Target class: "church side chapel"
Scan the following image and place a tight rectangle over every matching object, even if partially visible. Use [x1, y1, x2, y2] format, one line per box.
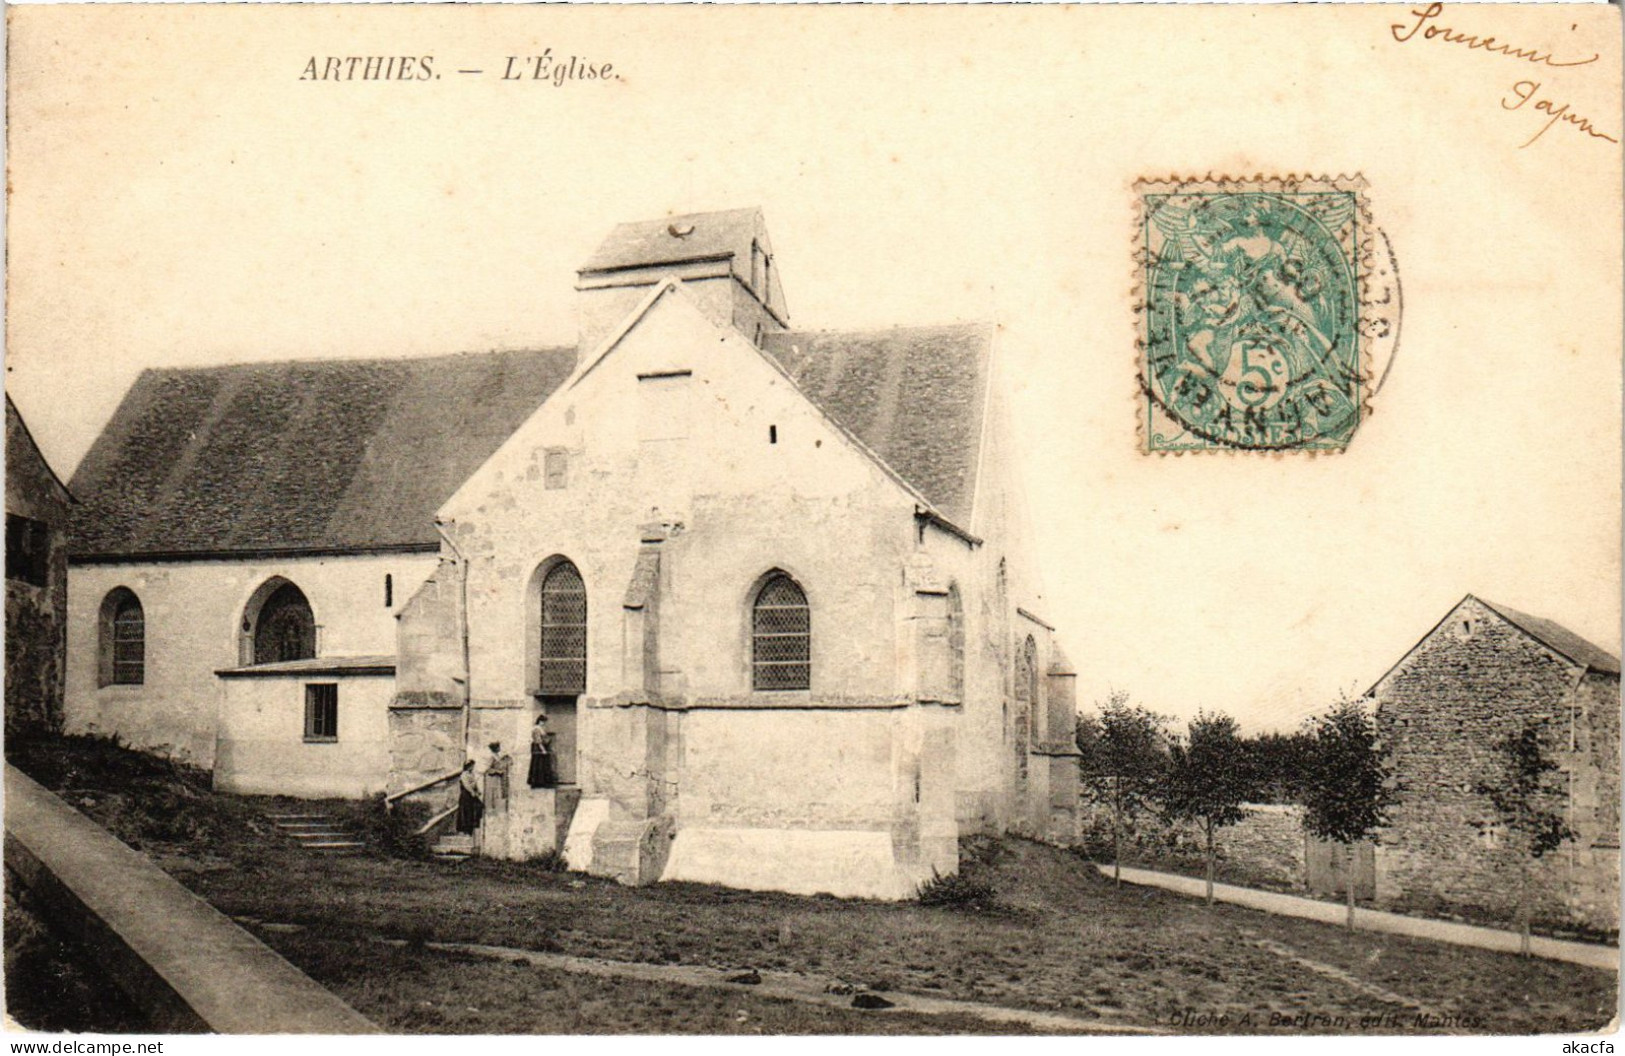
[64, 208, 1076, 898]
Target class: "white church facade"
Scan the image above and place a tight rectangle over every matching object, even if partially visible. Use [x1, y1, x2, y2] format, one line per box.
[63, 209, 1078, 898]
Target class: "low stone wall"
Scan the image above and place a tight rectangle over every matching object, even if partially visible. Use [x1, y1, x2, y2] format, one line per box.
[4, 765, 377, 1033]
[1077, 800, 1307, 890]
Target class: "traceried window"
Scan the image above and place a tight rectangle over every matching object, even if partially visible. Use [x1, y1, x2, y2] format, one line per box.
[99, 588, 145, 687]
[539, 561, 587, 694]
[752, 573, 810, 691]
[254, 582, 317, 665]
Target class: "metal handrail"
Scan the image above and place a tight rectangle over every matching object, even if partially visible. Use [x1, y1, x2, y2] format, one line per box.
[384, 768, 463, 808]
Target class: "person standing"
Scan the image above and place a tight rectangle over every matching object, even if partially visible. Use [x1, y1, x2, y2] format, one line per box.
[455, 760, 483, 834]
[484, 741, 511, 816]
[528, 713, 557, 789]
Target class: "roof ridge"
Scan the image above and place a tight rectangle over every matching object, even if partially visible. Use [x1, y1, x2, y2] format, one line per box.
[776, 321, 993, 337]
[139, 346, 574, 376]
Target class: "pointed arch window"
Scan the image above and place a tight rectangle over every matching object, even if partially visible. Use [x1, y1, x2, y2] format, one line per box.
[539, 561, 587, 695]
[99, 588, 145, 686]
[752, 573, 810, 691]
[253, 582, 316, 665]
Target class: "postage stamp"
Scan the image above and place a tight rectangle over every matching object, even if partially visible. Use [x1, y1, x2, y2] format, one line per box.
[1137, 175, 1373, 454]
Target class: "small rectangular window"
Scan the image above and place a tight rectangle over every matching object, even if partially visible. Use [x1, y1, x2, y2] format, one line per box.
[5, 514, 49, 588]
[544, 450, 569, 490]
[305, 683, 339, 741]
[384, 574, 393, 608]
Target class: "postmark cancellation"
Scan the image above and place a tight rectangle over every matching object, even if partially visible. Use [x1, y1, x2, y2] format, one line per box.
[1136, 175, 1379, 454]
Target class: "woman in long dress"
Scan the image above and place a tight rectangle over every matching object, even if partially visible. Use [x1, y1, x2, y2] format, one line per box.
[455, 760, 483, 834]
[527, 713, 557, 789]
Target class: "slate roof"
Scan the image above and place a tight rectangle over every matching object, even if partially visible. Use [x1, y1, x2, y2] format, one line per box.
[764, 324, 992, 526]
[7, 394, 74, 504]
[68, 349, 575, 558]
[1479, 597, 1621, 675]
[580, 208, 763, 273]
[70, 312, 996, 559]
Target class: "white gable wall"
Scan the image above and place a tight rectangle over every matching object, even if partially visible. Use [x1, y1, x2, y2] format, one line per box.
[443, 285, 924, 705]
[438, 286, 960, 896]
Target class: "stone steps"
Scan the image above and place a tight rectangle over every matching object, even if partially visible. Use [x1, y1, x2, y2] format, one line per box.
[431, 833, 474, 860]
[265, 812, 365, 854]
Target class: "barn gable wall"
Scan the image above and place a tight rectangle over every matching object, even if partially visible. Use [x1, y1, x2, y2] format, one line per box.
[1373, 596, 1620, 931]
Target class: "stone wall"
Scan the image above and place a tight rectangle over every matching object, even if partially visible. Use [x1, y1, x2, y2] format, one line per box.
[386, 704, 462, 802]
[1373, 597, 1620, 933]
[6, 401, 70, 740]
[1078, 798, 1308, 889]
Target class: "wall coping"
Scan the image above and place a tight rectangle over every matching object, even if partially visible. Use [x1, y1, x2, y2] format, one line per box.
[216, 655, 396, 678]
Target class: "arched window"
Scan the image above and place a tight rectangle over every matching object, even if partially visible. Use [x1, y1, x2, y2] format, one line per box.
[253, 582, 316, 665]
[752, 572, 810, 691]
[945, 583, 965, 703]
[539, 561, 587, 694]
[99, 588, 144, 686]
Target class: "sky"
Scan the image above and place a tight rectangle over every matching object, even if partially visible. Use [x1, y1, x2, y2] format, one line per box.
[7, 4, 1621, 732]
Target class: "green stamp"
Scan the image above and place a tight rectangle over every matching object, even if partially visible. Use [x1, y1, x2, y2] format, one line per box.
[1138, 176, 1370, 453]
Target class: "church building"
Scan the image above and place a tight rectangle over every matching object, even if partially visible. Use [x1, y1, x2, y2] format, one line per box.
[63, 208, 1077, 898]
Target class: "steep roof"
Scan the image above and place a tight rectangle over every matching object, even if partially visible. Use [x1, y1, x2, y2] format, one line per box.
[763, 324, 992, 526]
[6, 394, 74, 506]
[1479, 597, 1621, 675]
[69, 349, 575, 559]
[580, 208, 765, 273]
[1369, 593, 1621, 695]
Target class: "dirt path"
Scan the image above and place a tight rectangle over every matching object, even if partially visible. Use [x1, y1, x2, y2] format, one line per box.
[388, 937, 1163, 1035]
[1239, 932, 1447, 1022]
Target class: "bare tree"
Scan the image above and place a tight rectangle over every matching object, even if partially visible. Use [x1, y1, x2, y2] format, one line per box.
[1076, 691, 1169, 884]
[1301, 697, 1393, 929]
[1161, 711, 1253, 904]
[1476, 719, 1574, 956]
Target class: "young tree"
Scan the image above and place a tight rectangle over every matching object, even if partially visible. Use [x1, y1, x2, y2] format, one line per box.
[1301, 698, 1394, 929]
[1476, 719, 1575, 956]
[1243, 729, 1317, 804]
[1161, 711, 1253, 904]
[1076, 691, 1169, 884]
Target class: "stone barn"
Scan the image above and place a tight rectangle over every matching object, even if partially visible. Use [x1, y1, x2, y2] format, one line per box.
[6, 395, 72, 740]
[1369, 594, 1620, 933]
[62, 207, 1077, 898]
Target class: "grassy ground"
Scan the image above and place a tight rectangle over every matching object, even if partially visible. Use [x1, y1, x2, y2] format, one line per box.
[8, 736, 1619, 1035]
